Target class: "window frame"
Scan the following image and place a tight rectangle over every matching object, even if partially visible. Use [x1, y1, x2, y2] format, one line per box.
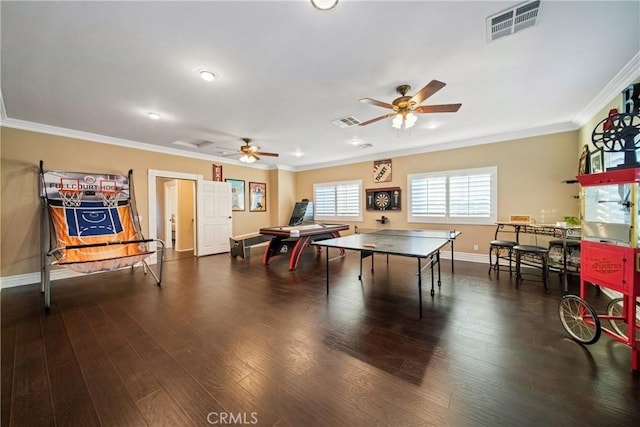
[313, 179, 363, 222]
[407, 166, 497, 225]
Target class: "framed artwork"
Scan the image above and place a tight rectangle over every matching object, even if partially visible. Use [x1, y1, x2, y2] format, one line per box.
[225, 179, 245, 211]
[212, 164, 223, 182]
[578, 144, 590, 175]
[249, 182, 266, 212]
[590, 150, 604, 173]
[373, 159, 392, 183]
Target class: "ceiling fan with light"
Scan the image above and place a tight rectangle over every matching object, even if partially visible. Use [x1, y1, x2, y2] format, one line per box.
[229, 138, 279, 163]
[359, 80, 462, 129]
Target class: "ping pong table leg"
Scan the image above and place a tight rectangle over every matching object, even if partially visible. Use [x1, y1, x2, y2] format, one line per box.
[418, 258, 423, 319]
[430, 256, 435, 297]
[450, 241, 454, 273]
[325, 247, 330, 294]
[437, 250, 442, 287]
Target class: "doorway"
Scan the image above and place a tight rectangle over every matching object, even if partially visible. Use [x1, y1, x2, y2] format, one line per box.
[157, 178, 196, 261]
[147, 169, 232, 261]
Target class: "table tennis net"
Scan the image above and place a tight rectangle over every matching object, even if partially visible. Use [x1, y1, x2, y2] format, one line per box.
[354, 226, 457, 238]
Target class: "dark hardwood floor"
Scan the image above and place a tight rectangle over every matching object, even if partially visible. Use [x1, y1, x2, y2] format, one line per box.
[2, 248, 640, 426]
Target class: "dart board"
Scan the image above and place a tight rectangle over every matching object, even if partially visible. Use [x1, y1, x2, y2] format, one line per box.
[366, 187, 401, 211]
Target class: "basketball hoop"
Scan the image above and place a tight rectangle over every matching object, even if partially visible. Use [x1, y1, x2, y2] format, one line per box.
[59, 189, 83, 207]
[99, 189, 120, 207]
[98, 180, 120, 207]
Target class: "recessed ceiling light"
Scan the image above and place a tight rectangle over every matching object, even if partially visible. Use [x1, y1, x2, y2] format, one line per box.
[311, 0, 338, 11]
[293, 151, 304, 157]
[350, 139, 362, 146]
[199, 69, 218, 82]
[148, 112, 160, 120]
[426, 122, 441, 130]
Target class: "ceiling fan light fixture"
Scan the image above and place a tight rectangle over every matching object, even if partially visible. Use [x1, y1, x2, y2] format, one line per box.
[240, 154, 256, 164]
[391, 113, 403, 129]
[405, 112, 418, 128]
[311, 0, 338, 11]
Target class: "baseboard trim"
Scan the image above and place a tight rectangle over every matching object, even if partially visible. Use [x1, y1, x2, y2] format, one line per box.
[1, 257, 160, 289]
[0, 251, 561, 289]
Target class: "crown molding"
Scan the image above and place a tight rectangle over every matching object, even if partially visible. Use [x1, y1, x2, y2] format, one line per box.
[0, 114, 584, 173]
[0, 117, 274, 170]
[0, 90, 7, 121]
[572, 51, 640, 127]
[293, 121, 578, 171]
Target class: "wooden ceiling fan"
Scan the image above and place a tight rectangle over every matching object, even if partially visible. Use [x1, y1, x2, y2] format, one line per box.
[236, 138, 279, 163]
[359, 80, 462, 128]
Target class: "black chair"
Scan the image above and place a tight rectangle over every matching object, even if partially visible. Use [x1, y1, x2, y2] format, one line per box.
[514, 244, 549, 292]
[488, 240, 518, 277]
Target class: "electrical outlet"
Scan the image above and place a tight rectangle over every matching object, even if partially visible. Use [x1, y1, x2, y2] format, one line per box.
[473, 244, 479, 251]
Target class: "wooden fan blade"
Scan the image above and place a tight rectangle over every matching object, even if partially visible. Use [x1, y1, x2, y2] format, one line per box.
[255, 152, 279, 157]
[359, 98, 395, 109]
[410, 80, 446, 105]
[414, 103, 462, 113]
[358, 113, 396, 126]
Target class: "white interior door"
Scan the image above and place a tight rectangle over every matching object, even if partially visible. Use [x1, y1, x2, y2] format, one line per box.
[196, 180, 232, 256]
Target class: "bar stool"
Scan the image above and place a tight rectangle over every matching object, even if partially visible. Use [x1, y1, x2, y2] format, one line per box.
[513, 244, 549, 292]
[488, 240, 517, 277]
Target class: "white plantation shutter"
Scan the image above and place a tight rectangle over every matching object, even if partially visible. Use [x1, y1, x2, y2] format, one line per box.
[408, 167, 496, 224]
[313, 180, 362, 221]
[410, 176, 446, 217]
[449, 173, 492, 218]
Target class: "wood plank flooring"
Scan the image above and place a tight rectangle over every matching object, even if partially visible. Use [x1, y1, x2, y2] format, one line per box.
[2, 248, 640, 426]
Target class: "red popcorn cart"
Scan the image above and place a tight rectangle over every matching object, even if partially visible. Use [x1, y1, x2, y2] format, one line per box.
[559, 168, 640, 372]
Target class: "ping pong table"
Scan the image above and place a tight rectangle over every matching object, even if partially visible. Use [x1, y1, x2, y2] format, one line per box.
[311, 229, 461, 318]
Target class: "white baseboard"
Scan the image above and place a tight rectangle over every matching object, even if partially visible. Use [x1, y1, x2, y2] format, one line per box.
[1, 251, 490, 289]
[1, 256, 160, 289]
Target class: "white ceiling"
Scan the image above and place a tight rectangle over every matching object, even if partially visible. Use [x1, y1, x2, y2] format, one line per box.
[1, 1, 639, 170]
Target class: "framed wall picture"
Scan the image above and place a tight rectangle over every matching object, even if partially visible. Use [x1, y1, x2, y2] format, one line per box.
[373, 159, 392, 183]
[590, 150, 604, 173]
[249, 182, 266, 212]
[212, 164, 223, 182]
[225, 179, 245, 211]
[578, 144, 590, 175]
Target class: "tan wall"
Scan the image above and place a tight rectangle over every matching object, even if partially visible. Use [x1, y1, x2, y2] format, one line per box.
[0, 127, 272, 277]
[176, 180, 195, 251]
[276, 169, 297, 225]
[296, 131, 580, 253]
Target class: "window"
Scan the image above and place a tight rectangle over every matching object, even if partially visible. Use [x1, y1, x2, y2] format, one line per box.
[407, 167, 497, 224]
[313, 180, 362, 222]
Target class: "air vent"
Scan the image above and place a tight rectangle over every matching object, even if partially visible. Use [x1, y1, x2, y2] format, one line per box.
[332, 116, 361, 128]
[487, 0, 540, 42]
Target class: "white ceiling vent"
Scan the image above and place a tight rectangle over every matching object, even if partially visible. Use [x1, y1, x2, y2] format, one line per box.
[487, 0, 540, 42]
[332, 115, 361, 128]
